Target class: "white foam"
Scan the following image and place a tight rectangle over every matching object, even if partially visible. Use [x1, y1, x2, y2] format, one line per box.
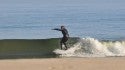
[53, 37, 125, 57]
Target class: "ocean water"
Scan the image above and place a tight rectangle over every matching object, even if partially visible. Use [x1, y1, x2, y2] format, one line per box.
[0, 0, 125, 40]
[0, 0, 125, 58]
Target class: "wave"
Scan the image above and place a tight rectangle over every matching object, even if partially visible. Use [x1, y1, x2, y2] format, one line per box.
[53, 37, 125, 57]
[0, 38, 78, 59]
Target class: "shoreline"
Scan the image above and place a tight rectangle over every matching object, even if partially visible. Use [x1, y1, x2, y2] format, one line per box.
[0, 57, 125, 70]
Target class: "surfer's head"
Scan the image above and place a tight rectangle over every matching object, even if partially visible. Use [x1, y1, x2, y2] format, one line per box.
[61, 26, 65, 29]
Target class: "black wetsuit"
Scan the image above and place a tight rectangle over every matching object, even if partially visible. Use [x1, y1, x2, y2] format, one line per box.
[53, 28, 69, 50]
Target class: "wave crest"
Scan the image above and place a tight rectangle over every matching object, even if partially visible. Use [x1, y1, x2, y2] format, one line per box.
[53, 37, 125, 57]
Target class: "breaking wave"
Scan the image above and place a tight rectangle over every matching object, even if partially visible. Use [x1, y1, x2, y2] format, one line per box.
[53, 37, 125, 57]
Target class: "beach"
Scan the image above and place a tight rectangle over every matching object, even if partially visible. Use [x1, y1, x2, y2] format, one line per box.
[0, 57, 125, 70]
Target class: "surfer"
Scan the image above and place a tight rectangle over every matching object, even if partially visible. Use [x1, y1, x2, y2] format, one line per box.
[52, 26, 69, 50]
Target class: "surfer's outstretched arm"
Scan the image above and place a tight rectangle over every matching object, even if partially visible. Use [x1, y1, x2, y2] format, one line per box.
[52, 28, 62, 31]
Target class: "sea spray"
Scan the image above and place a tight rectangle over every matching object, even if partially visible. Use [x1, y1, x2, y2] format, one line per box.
[53, 37, 125, 57]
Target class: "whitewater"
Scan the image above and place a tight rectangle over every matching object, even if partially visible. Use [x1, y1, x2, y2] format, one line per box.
[54, 37, 125, 57]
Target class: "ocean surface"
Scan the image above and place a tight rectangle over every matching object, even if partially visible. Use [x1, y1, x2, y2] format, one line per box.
[0, 0, 125, 40]
[0, 0, 125, 58]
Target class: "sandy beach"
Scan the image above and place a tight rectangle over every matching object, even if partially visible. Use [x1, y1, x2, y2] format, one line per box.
[0, 57, 125, 70]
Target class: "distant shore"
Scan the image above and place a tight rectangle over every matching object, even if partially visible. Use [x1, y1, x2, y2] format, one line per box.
[0, 57, 125, 70]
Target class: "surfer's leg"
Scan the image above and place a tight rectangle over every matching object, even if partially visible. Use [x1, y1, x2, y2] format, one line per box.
[60, 37, 68, 50]
[63, 42, 67, 50]
[64, 37, 68, 50]
[60, 39, 63, 50]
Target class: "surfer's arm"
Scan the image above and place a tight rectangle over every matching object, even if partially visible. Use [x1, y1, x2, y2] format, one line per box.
[52, 28, 62, 31]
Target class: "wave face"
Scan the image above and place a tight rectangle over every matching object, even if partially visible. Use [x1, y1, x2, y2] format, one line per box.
[54, 38, 125, 57]
[0, 38, 78, 59]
